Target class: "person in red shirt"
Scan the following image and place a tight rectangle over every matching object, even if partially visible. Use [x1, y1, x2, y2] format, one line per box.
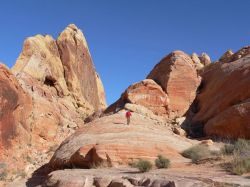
[125, 110, 132, 125]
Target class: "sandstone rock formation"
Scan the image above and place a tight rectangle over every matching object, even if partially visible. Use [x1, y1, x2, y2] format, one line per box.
[106, 79, 169, 116]
[190, 47, 250, 139]
[147, 51, 201, 119]
[0, 64, 32, 171]
[39, 166, 250, 187]
[0, 24, 107, 179]
[198, 52, 211, 66]
[218, 46, 250, 63]
[191, 53, 204, 70]
[49, 111, 195, 170]
[13, 24, 106, 113]
[107, 51, 201, 121]
[219, 49, 234, 63]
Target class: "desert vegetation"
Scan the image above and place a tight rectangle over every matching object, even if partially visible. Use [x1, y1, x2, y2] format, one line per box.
[221, 139, 250, 175]
[132, 159, 153, 172]
[155, 155, 171, 169]
[182, 144, 220, 163]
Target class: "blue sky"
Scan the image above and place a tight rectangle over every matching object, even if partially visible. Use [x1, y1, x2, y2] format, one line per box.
[0, 0, 250, 105]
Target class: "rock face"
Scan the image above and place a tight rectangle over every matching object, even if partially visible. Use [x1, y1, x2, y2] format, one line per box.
[147, 51, 201, 119]
[49, 111, 194, 170]
[191, 53, 204, 70]
[0, 64, 32, 170]
[107, 51, 201, 121]
[190, 47, 250, 139]
[106, 79, 169, 116]
[218, 46, 250, 63]
[1, 24, 107, 178]
[13, 24, 106, 113]
[198, 53, 211, 66]
[219, 50, 234, 63]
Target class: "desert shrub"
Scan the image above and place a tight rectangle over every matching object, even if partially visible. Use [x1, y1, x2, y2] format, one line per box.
[221, 144, 235, 155]
[131, 159, 152, 172]
[230, 157, 250, 175]
[221, 139, 250, 175]
[0, 169, 7, 181]
[155, 155, 171, 169]
[221, 139, 250, 157]
[182, 145, 213, 163]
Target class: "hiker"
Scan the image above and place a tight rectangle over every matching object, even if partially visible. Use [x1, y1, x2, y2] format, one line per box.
[125, 110, 132, 125]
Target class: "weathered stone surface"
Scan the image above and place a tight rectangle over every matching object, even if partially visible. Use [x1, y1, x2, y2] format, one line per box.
[219, 46, 250, 63]
[13, 24, 106, 114]
[147, 51, 201, 119]
[49, 112, 194, 170]
[39, 167, 250, 187]
[124, 103, 166, 123]
[173, 127, 186, 137]
[0, 64, 33, 172]
[191, 53, 204, 70]
[1, 24, 107, 179]
[106, 79, 169, 116]
[198, 53, 211, 66]
[12, 34, 69, 97]
[219, 50, 234, 63]
[57, 24, 106, 111]
[191, 49, 250, 139]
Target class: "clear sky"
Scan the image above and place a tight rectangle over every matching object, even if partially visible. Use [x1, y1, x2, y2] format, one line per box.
[0, 0, 250, 105]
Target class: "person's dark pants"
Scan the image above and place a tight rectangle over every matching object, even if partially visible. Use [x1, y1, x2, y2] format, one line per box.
[127, 117, 130, 125]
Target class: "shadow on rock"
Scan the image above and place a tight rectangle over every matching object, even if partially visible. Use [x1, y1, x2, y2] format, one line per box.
[26, 163, 52, 187]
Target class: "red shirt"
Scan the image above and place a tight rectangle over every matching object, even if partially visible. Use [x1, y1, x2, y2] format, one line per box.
[126, 111, 132, 118]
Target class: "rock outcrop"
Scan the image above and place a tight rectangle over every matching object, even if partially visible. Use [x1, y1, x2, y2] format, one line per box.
[190, 47, 250, 139]
[13, 24, 106, 113]
[106, 79, 169, 116]
[218, 46, 250, 63]
[107, 51, 201, 121]
[0, 24, 107, 179]
[49, 111, 194, 170]
[0, 64, 32, 171]
[198, 53, 211, 66]
[147, 51, 201, 119]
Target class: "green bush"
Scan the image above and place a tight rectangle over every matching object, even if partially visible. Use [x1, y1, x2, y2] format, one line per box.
[182, 145, 212, 163]
[155, 155, 171, 169]
[133, 159, 152, 172]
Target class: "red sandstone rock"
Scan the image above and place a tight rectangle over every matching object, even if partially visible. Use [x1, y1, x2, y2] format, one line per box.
[106, 79, 169, 116]
[49, 112, 194, 170]
[0, 64, 32, 172]
[191, 48, 250, 139]
[147, 51, 201, 119]
[1, 24, 107, 178]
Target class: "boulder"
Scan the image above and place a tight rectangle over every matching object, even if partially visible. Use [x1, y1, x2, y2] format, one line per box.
[147, 51, 201, 119]
[191, 47, 250, 139]
[106, 79, 169, 116]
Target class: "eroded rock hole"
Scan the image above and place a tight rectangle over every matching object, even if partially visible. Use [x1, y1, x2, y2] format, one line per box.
[44, 76, 56, 87]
